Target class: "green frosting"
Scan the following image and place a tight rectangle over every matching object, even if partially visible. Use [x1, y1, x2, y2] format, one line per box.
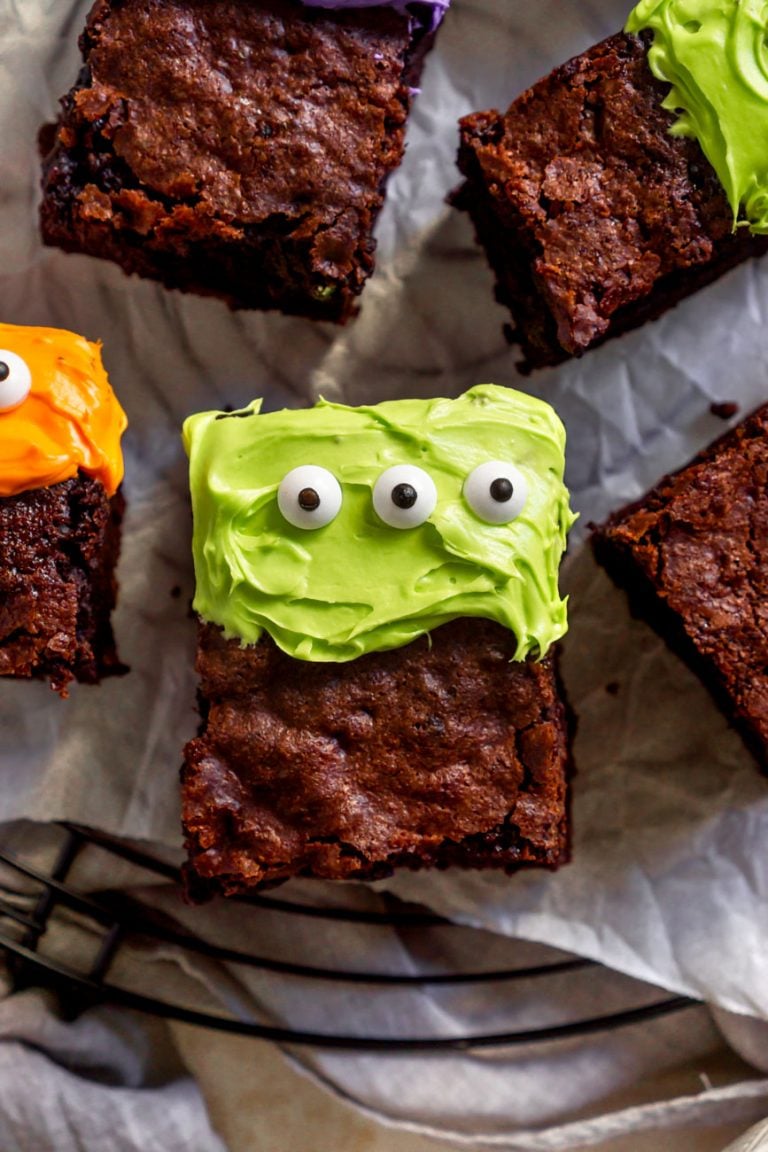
[626, 0, 768, 233]
[183, 385, 575, 662]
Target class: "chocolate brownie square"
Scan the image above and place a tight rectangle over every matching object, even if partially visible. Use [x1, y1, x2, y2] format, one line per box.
[182, 619, 571, 894]
[593, 404, 768, 772]
[40, 0, 435, 322]
[453, 33, 768, 372]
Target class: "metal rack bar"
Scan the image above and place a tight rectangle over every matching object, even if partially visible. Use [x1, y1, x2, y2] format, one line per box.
[0, 826, 699, 1051]
[60, 824, 449, 926]
[0, 896, 41, 932]
[0, 847, 592, 986]
[0, 929, 696, 1052]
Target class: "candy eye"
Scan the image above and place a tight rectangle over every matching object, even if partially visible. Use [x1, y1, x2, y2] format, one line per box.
[0, 350, 32, 413]
[464, 461, 528, 524]
[277, 465, 342, 529]
[373, 465, 437, 529]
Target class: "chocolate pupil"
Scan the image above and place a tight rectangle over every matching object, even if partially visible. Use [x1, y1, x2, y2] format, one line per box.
[392, 483, 418, 509]
[490, 477, 513, 503]
[0, 363, 9, 383]
[298, 487, 321, 512]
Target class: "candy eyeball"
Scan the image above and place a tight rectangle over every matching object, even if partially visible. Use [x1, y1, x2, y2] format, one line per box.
[464, 461, 528, 524]
[373, 465, 437, 529]
[277, 465, 342, 529]
[0, 350, 32, 413]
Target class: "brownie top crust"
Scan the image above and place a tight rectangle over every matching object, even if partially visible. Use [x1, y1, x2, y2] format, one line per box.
[71, 0, 412, 225]
[595, 404, 768, 763]
[183, 618, 569, 889]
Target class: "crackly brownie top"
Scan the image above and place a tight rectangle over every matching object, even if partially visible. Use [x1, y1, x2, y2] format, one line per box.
[0, 321, 126, 498]
[184, 617, 567, 884]
[627, 0, 768, 234]
[71, 0, 413, 224]
[183, 385, 575, 663]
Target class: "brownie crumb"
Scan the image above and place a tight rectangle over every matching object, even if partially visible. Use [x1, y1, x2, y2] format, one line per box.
[710, 401, 740, 420]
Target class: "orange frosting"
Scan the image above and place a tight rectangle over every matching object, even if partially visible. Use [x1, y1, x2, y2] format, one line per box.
[0, 322, 126, 498]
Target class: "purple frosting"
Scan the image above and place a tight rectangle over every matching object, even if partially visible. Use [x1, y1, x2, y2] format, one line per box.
[300, 0, 450, 34]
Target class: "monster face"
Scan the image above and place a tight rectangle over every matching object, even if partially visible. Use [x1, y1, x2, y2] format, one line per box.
[184, 385, 575, 662]
[0, 321, 126, 498]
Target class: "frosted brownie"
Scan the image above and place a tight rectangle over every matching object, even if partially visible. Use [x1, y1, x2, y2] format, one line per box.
[40, 0, 447, 322]
[181, 386, 575, 893]
[454, 27, 768, 371]
[593, 404, 768, 772]
[0, 323, 127, 693]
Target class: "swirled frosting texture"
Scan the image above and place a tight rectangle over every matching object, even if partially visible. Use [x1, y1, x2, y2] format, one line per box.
[301, 1, 450, 33]
[0, 323, 126, 498]
[627, 0, 768, 233]
[184, 386, 574, 663]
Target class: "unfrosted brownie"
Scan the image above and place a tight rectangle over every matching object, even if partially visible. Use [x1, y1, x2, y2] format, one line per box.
[40, 0, 437, 322]
[183, 619, 570, 894]
[593, 404, 768, 772]
[454, 33, 767, 372]
[0, 322, 127, 694]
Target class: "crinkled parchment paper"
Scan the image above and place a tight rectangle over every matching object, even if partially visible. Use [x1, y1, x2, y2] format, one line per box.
[1, 0, 768, 1144]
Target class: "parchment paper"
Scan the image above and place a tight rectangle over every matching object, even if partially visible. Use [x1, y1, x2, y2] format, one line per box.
[1, 0, 768, 1143]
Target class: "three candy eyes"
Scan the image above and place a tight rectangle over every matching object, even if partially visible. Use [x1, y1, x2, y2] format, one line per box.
[277, 462, 528, 530]
[0, 351, 32, 413]
[0, 346, 529, 533]
[0, 349, 529, 533]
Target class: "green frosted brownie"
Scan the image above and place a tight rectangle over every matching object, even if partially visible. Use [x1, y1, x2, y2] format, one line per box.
[181, 386, 575, 892]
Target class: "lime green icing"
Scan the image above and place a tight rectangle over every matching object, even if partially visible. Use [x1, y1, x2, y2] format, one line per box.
[626, 0, 768, 233]
[183, 385, 575, 663]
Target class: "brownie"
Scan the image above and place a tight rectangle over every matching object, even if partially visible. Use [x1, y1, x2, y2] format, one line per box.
[592, 404, 768, 773]
[40, 0, 432, 322]
[0, 473, 124, 694]
[182, 618, 571, 894]
[453, 32, 768, 373]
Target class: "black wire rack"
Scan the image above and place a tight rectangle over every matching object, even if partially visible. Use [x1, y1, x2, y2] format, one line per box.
[0, 822, 696, 1051]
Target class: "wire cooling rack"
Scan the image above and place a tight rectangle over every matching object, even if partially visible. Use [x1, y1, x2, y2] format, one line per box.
[0, 822, 695, 1051]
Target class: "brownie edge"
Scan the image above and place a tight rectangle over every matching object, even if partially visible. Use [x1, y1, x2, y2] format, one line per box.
[592, 404, 768, 773]
[182, 618, 571, 895]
